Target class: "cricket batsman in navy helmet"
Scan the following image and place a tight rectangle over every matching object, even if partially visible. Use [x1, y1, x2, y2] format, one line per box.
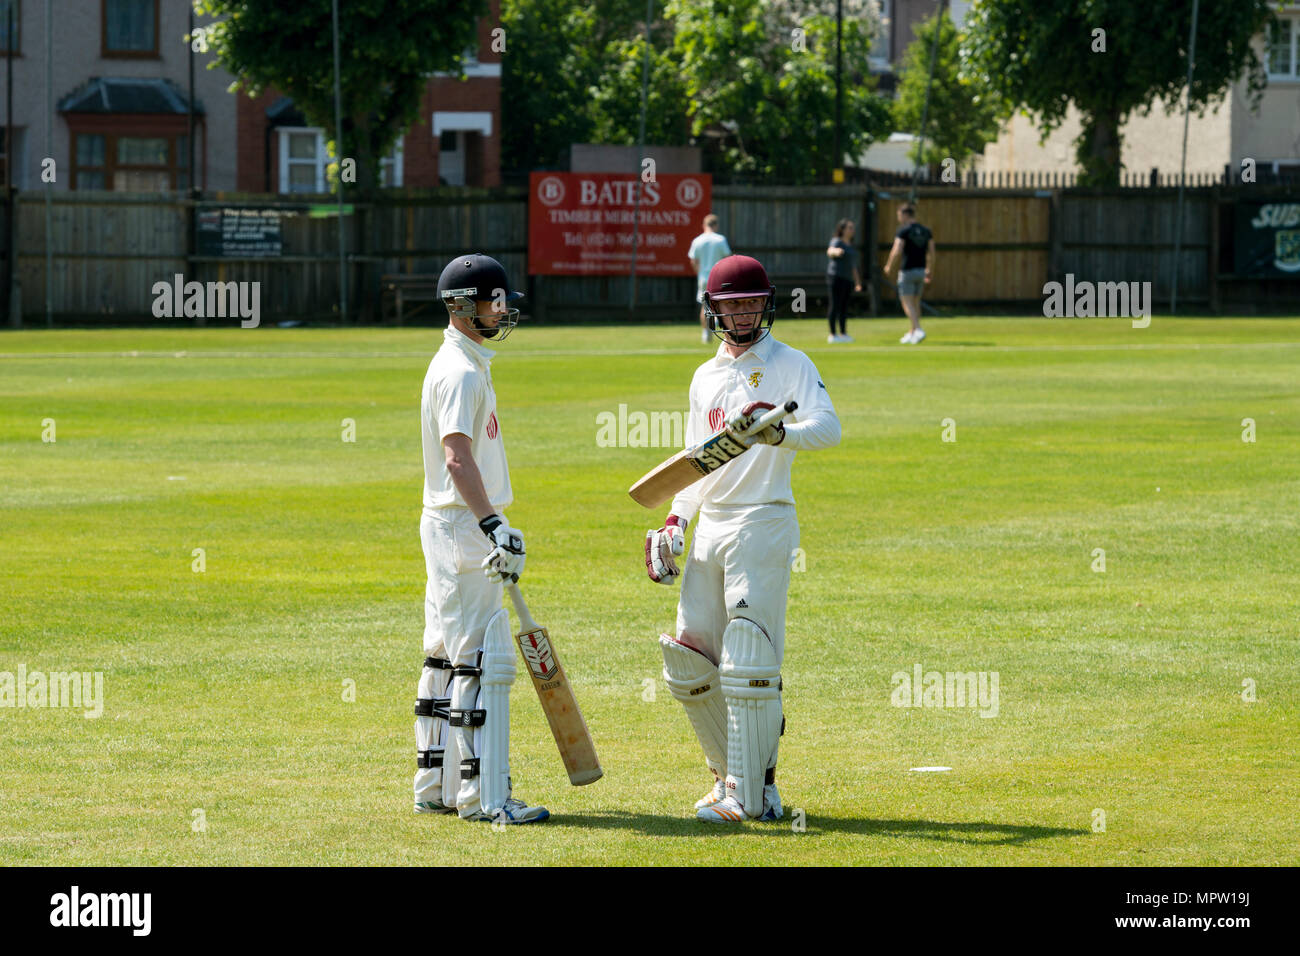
[412, 253, 548, 825]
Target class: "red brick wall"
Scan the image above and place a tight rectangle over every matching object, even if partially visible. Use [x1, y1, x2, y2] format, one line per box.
[406, 0, 503, 187]
[409, 78, 501, 188]
[235, 89, 282, 193]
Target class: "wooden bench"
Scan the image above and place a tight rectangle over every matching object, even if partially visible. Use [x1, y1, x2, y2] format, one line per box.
[381, 274, 443, 325]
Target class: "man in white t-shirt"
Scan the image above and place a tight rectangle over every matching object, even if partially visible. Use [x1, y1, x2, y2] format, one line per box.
[412, 253, 548, 825]
[644, 255, 842, 823]
[687, 214, 732, 344]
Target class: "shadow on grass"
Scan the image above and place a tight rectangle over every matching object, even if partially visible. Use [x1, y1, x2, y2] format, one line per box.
[551, 811, 1087, 846]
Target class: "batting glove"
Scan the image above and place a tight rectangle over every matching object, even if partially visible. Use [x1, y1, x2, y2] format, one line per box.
[479, 513, 525, 582]
[726, 401, 785, 446]
[645, 514, 688, 585]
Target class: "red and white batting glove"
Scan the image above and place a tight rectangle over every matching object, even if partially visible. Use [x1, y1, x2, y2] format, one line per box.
[726, 401, 785, 446]
[645, 514, 688, 585]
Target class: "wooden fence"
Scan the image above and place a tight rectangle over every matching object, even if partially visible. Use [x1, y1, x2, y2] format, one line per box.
[4, 182, 1293, 325]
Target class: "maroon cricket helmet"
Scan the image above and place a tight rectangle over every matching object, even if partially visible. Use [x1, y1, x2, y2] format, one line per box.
[703, 255, 777, 346]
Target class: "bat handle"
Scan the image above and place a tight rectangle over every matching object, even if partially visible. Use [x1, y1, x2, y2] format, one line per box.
[742, 399, 798, 437]
[505, 580, 540, 632]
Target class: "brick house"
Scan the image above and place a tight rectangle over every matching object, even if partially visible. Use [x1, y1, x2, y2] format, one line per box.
[0, 0, 501, 193]
[234, 4, 504, 193]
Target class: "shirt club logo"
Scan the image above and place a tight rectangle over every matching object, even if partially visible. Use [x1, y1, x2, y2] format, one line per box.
[487, 412, 499, 439]
[708, 407, 725, 431]
[747, 369, 763, 387]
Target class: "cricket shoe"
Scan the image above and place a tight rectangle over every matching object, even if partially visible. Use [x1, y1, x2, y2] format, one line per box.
[911, 328, 926, 344]
[694, 778, 727, 810]
[696, 795, 748, 823]
[839, 334, 854, 343]
[827, 334, 839, 344]
[464, 797, 550, 825]
[758, 783, 783, 822]
[900, 329, 916, 344]
[414, 800, 455, 815]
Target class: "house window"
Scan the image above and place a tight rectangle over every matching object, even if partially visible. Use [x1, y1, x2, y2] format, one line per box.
[1268, 16, 1297, 79]
[0, 0, 19, 53]
[282, 129, 327, 193]
[114, 136, 171, 191]
[71, 130, 187, 190]
[103, 0, 158, 57]
[869, 0, 892, 70]
[278, 128, 403, 192]
[75, 134, 108, 190]
[380, 138, 404, 187]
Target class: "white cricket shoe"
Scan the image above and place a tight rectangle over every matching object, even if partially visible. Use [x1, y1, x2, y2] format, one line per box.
[696, 794, 747, 823]
[758, 783, 783, 822]
[900, 329, 916, 344]
[827, 334, 839, 344]
[414, 800, 455, 815]
[463, 797, 550, 824]
[694, 778, 727, 810]
[839, 333, 854, 343]
[912, 328, 926, 344]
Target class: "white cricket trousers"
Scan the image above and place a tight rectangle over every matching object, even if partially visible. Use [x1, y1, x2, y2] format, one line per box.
[414, 508, 504, 809]
[675, 503, 799, 664]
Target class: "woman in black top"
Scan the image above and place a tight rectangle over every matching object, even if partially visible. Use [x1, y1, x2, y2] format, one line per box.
[825, 219, 862, 343]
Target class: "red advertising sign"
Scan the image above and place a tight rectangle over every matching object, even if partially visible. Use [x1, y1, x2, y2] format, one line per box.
[528, 172, 712, 276]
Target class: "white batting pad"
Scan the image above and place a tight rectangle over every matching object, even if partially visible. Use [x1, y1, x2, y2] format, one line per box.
[720, 618, 782, 818]
[479, 608, 516, 817]
[660, 635, 728, 780]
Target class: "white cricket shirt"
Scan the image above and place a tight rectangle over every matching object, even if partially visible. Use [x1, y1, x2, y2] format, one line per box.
[669, 333, 840, 522]
[421, 326, 513, 512]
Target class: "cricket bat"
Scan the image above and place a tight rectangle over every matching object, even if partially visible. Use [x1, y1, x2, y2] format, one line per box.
[627, 400, 797, 509]
[505, 581, 603, 786]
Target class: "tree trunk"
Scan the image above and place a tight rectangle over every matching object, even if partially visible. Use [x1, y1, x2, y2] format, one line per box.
[1076, 105, 1123, 187]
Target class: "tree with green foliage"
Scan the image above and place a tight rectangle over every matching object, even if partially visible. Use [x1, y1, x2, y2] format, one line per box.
[586, 33, 692, 148]
[502, 0, 892, 184]
[198, 0, 484, 193]
[962, 0, 1277, 186]
[893, 11, 1004, 171]
[501, 0, 653, 173]
[669, 0, 892, 183]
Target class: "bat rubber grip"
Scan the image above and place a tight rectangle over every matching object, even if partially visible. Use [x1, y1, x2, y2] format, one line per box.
[741, 400, 797, 437]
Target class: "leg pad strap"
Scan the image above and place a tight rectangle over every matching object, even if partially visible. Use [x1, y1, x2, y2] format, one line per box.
[414, 697, 451, 719]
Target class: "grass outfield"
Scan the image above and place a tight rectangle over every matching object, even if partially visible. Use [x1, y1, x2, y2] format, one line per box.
[1, 316, 1297, 866]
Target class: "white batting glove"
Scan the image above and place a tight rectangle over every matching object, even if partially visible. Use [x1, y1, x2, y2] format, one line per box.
[479, 513, 525, 582]
[726, 401, 785, 447]
[645, 515, 688, 585]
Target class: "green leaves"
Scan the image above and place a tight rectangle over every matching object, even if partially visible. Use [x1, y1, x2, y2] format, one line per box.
[503, 0, 893, 184]
[895, 12, 1006, 169]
